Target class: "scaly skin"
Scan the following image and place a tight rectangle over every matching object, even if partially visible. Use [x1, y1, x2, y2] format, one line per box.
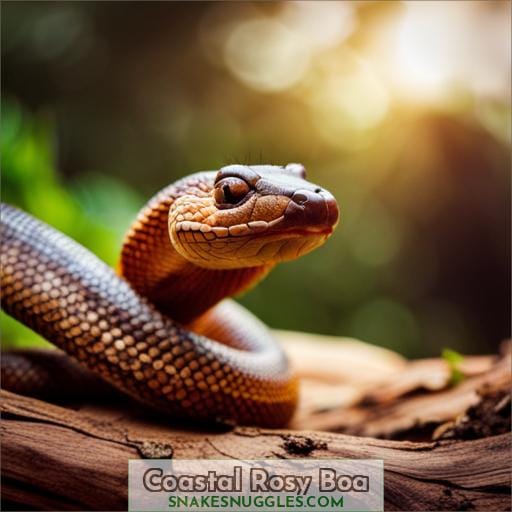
[1, 164, 338, 427]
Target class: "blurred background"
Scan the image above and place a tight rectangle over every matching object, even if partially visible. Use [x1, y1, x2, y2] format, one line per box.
[1, 1, 510, 358]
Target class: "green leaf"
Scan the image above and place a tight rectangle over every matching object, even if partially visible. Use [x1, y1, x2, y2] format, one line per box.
[442, 348, 465, 386]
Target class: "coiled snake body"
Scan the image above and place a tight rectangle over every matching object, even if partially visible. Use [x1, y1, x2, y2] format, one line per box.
[1, 164, 338, 427]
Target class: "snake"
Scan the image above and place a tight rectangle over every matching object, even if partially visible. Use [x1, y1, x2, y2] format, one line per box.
[1, 164, 338, 427]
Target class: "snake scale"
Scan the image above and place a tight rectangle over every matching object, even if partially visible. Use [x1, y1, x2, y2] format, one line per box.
[1, 164, 338, 427]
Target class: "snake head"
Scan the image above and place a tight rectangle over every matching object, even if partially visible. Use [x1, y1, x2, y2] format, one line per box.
[168, 164, 339, 269]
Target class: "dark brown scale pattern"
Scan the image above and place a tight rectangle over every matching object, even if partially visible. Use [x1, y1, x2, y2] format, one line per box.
[1, 350, 112, 399]
[1, 204, 297, 427]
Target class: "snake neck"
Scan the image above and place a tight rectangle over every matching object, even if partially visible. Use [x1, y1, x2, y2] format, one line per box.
[150, 263, 271, 324]
[119, 176, 273, 324]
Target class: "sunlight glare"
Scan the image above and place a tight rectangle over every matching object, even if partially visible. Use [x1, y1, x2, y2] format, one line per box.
[391, 3, 454, 99]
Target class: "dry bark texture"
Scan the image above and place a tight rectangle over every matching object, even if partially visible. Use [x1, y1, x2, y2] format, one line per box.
[1, 333, 510, 511]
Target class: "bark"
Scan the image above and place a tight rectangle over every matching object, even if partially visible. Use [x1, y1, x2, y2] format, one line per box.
[1, 334, 510, 511]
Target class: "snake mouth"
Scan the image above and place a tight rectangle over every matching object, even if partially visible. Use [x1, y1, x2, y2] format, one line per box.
[174, 217, 334, 242]
[274, 226, 334, 237]
[251, 220, 334, 239]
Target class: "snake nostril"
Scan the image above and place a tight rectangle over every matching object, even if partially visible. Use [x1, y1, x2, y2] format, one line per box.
[292, 192, 308, 205]
[314, 188, 322, 194]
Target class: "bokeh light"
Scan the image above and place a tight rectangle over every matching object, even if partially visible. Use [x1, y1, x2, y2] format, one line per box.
[305, 50, 389, 150]
[224, 19, 310, 93]
[280, 2, 356, 52]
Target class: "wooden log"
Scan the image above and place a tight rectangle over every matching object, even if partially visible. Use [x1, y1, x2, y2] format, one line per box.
[1, 335, 510, 511]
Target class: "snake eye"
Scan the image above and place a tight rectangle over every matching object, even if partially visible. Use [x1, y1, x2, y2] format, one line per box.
[214, 177, 250, 205]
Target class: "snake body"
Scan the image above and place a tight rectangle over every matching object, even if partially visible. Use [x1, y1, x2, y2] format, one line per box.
[1, 164, 338, 427]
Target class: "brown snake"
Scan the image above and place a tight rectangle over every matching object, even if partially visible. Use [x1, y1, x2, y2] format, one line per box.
[1, 164, 338, 427]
